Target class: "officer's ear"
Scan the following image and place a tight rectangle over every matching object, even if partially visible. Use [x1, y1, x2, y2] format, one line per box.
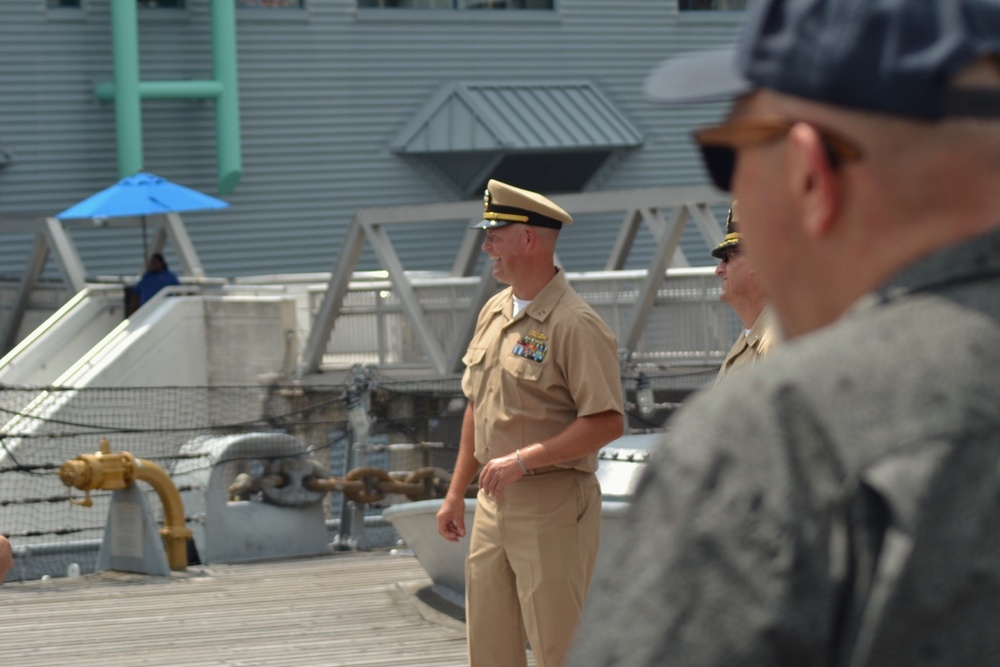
[521, 224, 536, 248]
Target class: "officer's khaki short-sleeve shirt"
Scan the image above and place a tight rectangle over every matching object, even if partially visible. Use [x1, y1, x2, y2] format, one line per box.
[462, 270, 624, 473]
[716, 306, 777, 383]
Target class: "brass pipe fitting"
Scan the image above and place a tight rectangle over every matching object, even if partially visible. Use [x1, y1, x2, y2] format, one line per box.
[59, 437, 136, 496]
[60, 438, 191, 571]
[133, 458, 193, 571]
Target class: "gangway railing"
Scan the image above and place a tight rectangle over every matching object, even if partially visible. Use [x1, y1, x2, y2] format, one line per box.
[302, 267, 737, 381]
[0, 278, 233, 388]
[300, 185, 732, 377]
[0, 210, 208, 356]
[0, 285, 125, 387]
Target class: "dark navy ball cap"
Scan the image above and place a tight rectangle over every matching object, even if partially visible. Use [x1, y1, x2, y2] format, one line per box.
[646, 0, 1000, 120]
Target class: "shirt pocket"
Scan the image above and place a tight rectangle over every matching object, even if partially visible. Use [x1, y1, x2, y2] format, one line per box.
[463, 347, 487, 369]
[500, 351, 544, 383]
[462, 347, 488, 398]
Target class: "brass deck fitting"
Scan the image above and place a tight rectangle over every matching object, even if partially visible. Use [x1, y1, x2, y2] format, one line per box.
[60, 438, 192, 571]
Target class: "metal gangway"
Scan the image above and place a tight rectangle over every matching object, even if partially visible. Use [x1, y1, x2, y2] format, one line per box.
[297, 184, 736, 384]
[1, 185, 736, 388]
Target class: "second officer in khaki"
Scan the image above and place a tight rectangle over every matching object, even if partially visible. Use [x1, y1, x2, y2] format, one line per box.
[437, 179, 624, 667]
[712, 201, 776, 382]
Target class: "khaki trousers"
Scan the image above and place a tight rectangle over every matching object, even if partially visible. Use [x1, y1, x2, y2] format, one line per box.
[465, 469, 601, 667]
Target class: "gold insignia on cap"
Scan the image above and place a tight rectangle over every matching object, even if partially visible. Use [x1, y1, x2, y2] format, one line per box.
[711, 203, 742, 259]
[484, 211, 531, 223]
[480, 185, 529, 225]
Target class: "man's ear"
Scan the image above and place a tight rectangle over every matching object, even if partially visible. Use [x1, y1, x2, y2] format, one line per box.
[788, 122, 840, 238]
[522, 225, 537, 248]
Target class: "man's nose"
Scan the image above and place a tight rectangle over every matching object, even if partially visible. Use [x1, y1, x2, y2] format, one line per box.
[715, 261, 725, 276]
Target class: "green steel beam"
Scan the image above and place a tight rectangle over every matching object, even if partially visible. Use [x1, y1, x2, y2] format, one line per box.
[211, 0, 243, 195]
[95, 81, 225, 101]
[101, 0, 242, 194]
[110, 0, 142, 179]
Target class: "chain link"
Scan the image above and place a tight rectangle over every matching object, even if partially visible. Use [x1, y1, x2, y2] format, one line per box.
[301, 465, 478, 505]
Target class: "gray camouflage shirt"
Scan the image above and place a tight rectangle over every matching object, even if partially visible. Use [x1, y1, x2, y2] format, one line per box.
[569, 225, 1000, 667]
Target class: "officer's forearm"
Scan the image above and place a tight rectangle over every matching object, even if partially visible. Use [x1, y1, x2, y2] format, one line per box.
[445, 402, 481, 500]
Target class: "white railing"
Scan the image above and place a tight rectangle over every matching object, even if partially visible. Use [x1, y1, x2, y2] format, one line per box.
[306, 267, 738, 376]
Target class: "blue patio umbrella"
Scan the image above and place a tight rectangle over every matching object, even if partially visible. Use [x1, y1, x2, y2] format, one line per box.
[56, 171, 230, 260]
[57, 172, 230, 219]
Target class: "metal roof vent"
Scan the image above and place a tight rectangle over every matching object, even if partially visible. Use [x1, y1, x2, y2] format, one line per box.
[391, 81, 643, 196]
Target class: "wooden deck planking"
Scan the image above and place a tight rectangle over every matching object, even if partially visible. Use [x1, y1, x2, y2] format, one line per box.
[0, 550, 505, 667]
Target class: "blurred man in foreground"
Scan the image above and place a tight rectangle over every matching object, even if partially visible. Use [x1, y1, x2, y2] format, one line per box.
[570, 0, 1000, 665]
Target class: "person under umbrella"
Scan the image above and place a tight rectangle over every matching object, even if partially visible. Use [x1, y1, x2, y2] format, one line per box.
[127, 252, 179, 316]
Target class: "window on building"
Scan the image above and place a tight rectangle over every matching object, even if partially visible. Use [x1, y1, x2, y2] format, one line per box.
[137, 0, 185, 7]
[679, 0, 747, 9]
[47, 0, 81, 7]
[358, 0, 553, 9]
[238, 0, 303, 6]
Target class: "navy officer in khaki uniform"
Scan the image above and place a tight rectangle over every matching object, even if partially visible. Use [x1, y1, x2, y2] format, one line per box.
[712, 201, 776, 382]
[437, 179, 624, 667]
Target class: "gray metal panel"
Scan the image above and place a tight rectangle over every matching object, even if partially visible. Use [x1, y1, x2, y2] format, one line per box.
[392, 80, 643, 153]
[0, 0, 745, 282]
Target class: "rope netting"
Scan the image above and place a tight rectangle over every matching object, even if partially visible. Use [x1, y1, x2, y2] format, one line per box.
[0, 364, 697, 581]
[0, 376, 466, 582]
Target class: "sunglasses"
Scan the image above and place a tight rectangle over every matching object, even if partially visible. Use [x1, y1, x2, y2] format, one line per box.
[719, 248, 741, 264]
[693, 116, 864, 192]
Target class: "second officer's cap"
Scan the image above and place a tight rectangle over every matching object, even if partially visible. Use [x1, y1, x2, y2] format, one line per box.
[711, 203, 742, 259]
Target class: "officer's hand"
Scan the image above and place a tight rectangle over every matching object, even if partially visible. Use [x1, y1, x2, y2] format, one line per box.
[0, 535, 12, 583]
[479, 454, 525, 499]
[436, 496, 466, 542]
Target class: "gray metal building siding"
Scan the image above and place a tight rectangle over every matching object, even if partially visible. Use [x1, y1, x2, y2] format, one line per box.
[0, 0, 743, 281]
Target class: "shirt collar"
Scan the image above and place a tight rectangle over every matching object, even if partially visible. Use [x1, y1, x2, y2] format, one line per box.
[850, 225, 1000, 315]
[491, 269, 569, 323]
[743, 305, 774, 347]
